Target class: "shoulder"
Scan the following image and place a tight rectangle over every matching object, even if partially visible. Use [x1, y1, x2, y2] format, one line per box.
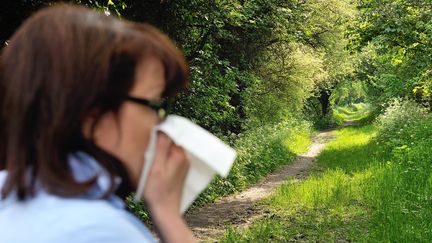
[0, 195, 155, 243]
[41, 198, 157, 243]
[59, 200, 155, 243]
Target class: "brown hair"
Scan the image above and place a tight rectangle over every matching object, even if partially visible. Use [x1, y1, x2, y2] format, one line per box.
[0, 4, 189, 200]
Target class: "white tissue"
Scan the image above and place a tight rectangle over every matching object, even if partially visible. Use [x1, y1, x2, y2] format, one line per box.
[134, 115, 237, 213]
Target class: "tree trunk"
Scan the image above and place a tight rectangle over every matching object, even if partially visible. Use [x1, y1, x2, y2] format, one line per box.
[319, 89, 331, 117]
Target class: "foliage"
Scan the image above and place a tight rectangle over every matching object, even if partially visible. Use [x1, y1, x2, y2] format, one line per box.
[221, 102, 432, 241]
[348, 0, 432, 108]
[332, 81, 367, 106]
[220, 125, 376, 242]
[367, 102, 432, 241]
[2, 0, 360, 130]
[310, 102, 370, 130]
[333, 103, 370, 122]
[247, 42, 326, 126]
[303, 0, 356, 117]
[190, 118, 312, 207]
[374, 98, 428, 146]
[128, 118, 312, 223]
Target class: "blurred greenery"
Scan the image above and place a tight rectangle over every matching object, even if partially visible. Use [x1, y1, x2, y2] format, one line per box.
[220, 103, 432, 241]
[348, 0, 432, 110]
[1, 0, 359, 198]
[3, 1, 432, 235]
[1, 0, 358, 132]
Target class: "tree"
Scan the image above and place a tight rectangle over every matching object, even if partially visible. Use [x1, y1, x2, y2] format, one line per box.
[2, 0, 361, 132]
[288, 0, 356, 117]
[348, 0, 432, 107]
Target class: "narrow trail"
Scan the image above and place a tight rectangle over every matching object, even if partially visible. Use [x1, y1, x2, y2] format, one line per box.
[184, 128, 338, 241]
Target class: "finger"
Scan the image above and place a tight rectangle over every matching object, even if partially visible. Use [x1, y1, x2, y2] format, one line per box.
[168, 145, 190, 173]
[153, 132, 173, 165]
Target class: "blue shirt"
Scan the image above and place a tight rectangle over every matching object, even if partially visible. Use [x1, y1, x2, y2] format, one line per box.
[0, 152, 156, 243]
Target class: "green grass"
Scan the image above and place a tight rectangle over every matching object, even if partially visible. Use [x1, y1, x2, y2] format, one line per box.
[317, 125, 377, 173]
[192, 119, 312, 206]
[129, 119, 313, 223]
[314, 103, 371, 129]
[283, 130, 311, 155]
[333, 103, 371, 123]
[220, 125, 376, 242]
[219, 113, 432, 242]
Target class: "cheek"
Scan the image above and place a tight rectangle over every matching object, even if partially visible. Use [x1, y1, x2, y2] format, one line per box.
[122, 106, 158, 148]
[119, 105, 160, 185]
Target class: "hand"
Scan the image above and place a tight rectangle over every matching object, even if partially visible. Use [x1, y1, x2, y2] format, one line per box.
[144, 132, 189, 214]
[143, 132, 196, 243]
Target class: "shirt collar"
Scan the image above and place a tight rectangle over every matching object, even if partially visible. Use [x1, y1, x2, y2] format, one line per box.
[68, 152, 126, 209]
[0, 152, 126, 210]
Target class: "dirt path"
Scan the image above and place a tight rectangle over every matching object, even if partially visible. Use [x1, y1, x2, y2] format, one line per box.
[184, 129, 337, 241]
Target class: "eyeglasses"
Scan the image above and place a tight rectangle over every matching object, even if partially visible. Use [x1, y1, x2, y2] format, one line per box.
[125, 95, 167, 119]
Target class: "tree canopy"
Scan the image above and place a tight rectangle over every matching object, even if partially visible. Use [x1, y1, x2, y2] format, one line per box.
[348, 0, 432, 108]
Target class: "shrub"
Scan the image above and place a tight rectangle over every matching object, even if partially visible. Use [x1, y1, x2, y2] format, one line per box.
[369, 99, 432, 241]
[313, 112, 343, 129]
[128, 117, 312, 221]
[190, 118, 312, 208]
[375, 98, 428, 148]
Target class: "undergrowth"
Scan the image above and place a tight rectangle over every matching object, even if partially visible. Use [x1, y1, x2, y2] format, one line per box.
[128, 118, 312, 222]
[192, 118, 312, 206]
[220, 125, 375, 242]
[315, 103, 371, 129]
[220, 101, 432, 242]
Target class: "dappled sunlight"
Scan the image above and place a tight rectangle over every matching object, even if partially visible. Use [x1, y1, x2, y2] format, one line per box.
[221, 115, 432, 242]
[185, 129, 335, 240]
[316, 125, 377, 173]
[2, 0, 431, 242]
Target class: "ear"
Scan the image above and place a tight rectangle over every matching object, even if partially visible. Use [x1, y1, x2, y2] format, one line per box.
[82, 109, 101, 140]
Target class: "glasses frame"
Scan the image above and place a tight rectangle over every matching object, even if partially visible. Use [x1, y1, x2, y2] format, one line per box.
[124, 95, 167, 119]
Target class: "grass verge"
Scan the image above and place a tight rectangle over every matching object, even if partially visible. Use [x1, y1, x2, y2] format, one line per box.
[219, 125, 375, 242]
[129, 118, 312, 222]
[314, 103, 371, 129]
[220, 116, 432, 242]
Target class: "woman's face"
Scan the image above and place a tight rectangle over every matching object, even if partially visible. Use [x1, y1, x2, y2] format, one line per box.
[87, 56, 166, 187]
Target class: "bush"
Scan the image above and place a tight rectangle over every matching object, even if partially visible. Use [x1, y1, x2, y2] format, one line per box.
[375, 98, 428, 147]
[128, 118, 312, 221]
[189, 118, 312, 208]
[368, 99, 432, 241]
[312, 103, 371, 130]
[312, 112, 343, 130]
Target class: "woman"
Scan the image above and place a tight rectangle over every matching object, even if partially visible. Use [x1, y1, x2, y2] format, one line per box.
[0, 4, 196, 243]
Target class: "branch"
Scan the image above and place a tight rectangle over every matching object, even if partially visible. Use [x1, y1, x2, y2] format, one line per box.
[187, 26, 216, 62]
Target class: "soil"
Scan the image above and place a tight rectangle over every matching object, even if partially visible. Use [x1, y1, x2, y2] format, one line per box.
[184, 129, 337, 242]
